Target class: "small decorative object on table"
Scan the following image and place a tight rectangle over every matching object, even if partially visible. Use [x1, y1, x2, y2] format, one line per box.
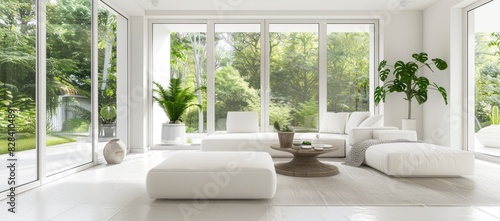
[274, 121, 294, 148]
[103, 138, 127, 164]
[311, 134, 323, 148]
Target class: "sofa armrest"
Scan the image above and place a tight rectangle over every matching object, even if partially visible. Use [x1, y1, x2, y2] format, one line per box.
[348, 127, 399, 145]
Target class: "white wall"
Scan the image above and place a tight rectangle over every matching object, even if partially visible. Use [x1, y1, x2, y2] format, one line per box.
[129, 16, 150, 153]
[423, 0, 477, 148]
[381, 11, 424, 138]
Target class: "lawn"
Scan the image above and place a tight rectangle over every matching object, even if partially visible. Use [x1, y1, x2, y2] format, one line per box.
[0, 135, 76, 155]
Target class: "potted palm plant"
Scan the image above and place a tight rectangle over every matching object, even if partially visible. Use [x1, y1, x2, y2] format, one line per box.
[374, 52, 448, 130]
[153, 78, 201, 145]
[274, 121, 294, 148]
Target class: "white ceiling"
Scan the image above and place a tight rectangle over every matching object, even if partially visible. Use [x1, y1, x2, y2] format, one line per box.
[108, 0, 442, 16]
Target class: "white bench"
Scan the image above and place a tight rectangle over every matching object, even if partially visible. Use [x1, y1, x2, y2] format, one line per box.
[146, 151, 277, 199]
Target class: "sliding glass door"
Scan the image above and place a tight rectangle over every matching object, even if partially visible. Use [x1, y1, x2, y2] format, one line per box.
[0, 0, 38, 192]
[467, 0, 500, 157]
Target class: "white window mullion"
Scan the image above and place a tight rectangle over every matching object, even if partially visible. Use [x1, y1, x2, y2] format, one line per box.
[37, 0, 47, 184]
[207, 21, 216, 134]
[91, 0, 99, 162]
[318, 20, 327, 127]
[262, 20, 270, 132]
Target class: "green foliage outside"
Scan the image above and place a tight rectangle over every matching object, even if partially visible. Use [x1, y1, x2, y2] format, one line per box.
[475, 32, 500, 130]
[61, 118, 90, 132]
[0, 135, 76, 155]
[169, 28, 373, 132]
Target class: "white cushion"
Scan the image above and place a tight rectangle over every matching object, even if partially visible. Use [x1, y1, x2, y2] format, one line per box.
[344, 112, 371, 134]
[373, 130, 417, 141]
[226, 111, 259, 133]
[146, 151, 277, 199]
[365, 143, 475, 176]
[358, 115, 384, 127]
[319, 112, 350, 134]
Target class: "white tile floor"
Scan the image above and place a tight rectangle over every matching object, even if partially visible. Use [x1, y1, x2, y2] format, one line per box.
[1, 150, 500, 221]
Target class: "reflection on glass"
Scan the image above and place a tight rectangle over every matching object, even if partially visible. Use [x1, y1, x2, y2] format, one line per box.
[0, 0, 38, 192]
[326, 24, 372, 112]
[215, 24, 261, 131]
[97, 5, 128, 157]
[269, 24, 319, 132]
[46, 0, 93, 174]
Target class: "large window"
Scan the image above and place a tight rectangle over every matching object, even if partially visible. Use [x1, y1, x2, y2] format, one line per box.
[269, 24, 319, 132]
[151, 24, 208, 144]
[215, 24, 261, 131]
[467, 0, 500, 157]
[0, 0, 38, 192]
[327, 24, 373, 112]
[1, 0, 128, 196]
[151, 20, 378, 145]
[46, 0, 93, 175]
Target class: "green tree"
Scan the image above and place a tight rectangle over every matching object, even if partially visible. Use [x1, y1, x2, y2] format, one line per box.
[215, 66, 259, 127]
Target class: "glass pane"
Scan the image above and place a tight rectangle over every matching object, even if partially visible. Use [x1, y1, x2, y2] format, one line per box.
[470, 0, 500, 157]
[269, 24, 319, 132]
[46, 0, 93, 174]
[215, 24, 261, 131]
[327, 24, 372, 112]
[97, 5, 128, 157]
[0, 0, 38, 192]
[152, 24, 207, 145]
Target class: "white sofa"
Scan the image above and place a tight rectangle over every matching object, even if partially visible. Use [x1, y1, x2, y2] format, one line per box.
[201, 111, 387, 157]
[348, 129, 475, 177]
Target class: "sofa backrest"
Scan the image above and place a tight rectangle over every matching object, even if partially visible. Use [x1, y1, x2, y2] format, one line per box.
[319, 112, 374, 134]
[226, 111, 259, 133]
[319, 112, 350, 134]
[344, 112, 371, 134]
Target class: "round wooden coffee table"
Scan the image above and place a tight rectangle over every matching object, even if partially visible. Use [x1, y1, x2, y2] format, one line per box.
[270, 144, 339, 177]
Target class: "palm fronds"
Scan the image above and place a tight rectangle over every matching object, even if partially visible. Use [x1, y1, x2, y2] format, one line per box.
[153, 78, 201, 123]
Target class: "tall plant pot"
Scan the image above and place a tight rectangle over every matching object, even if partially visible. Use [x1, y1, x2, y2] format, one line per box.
[476, 125, 500, 148]
[278, 132, 294, 148]
[402, 119, 417, 131]
[161, 123, 186, 145]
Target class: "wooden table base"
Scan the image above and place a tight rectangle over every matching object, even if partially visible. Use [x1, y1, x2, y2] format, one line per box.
[274, 156, 339, 177]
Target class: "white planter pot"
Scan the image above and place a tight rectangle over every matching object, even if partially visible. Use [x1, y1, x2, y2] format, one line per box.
[401, 119, 416, 131]
[476, 125, 500, 148]
[161, 123, 186, 145]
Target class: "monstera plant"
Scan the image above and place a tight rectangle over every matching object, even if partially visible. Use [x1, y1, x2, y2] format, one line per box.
[374, 52, 448, 121]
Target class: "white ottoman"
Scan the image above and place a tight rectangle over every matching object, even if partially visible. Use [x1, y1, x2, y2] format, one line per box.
[146, 151, 277, 199]
[365, 143, 475, 177]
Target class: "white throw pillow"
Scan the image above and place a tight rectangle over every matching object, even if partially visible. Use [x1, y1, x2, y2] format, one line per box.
[319, 112, 350, 134]
[344, 112, 371, 134]
[226, 111, 259, 133]
[373, 130, 417, 141]
[358, 115, 383, 127]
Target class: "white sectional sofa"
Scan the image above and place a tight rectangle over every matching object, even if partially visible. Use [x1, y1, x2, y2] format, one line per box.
[348, 129, 475, 177]
[201, 111, 388, 157]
